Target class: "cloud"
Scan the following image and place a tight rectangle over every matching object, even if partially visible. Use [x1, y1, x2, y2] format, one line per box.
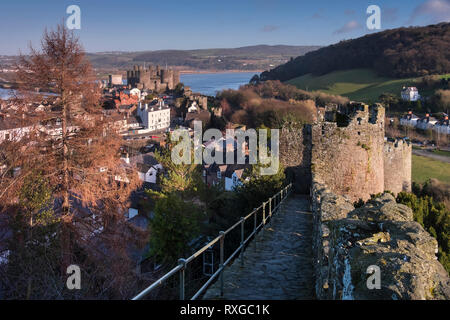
[344, 9, 356, 16]
[408, 0, 450, 24]
[312, 8, 325, 19]
[261, 25, 279, 32]
[383, 7, 399, 23]
[312, 12, 323, 19]
[333, 20, 363, 34]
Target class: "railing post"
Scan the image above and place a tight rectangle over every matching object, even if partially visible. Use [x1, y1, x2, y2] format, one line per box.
[253, 208, 257, 251]
[219, 231, 225, 297]
[273, 194, 278, 213]
[263, 202, 266, 225]
[178, 258, 186, 300]
[240, 217, 245, 267]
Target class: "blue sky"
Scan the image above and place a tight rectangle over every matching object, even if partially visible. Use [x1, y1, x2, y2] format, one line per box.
[0, 0, 449, 55]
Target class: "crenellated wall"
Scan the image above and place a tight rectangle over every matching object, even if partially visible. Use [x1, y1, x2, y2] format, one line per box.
[280, 103, 412, 201]
[127, 65, 180, 92]
[310, 176, 450, 300]
[311, 103, 385, 202]
[384, 138, 412, 194]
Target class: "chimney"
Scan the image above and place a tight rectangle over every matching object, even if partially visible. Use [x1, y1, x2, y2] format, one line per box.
[426, 113, 430, 117]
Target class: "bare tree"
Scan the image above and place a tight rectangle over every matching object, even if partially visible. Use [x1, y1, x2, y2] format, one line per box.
[0, 24, 146, 299]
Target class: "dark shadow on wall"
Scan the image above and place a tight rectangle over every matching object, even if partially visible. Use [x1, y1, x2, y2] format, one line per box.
[284, 124, 312, 194]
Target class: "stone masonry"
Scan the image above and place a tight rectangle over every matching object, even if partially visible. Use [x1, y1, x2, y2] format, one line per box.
[311, 103, 385, 202]
[127, 65, 180, 92]
[311, 176, 450, 300]
[280, 103, 412, 202]
[384, 138, 412, 194]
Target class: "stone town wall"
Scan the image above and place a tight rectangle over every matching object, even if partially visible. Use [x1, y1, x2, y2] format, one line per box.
[311, 176, 450, 300]
[279, 123, 312, 194]
[311, 104, 385, 202]
[279, 104, 411, 199]
[384, 138, 412, 194]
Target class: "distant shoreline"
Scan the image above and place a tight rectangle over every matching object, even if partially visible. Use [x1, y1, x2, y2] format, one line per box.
[180, 70, 262, 75]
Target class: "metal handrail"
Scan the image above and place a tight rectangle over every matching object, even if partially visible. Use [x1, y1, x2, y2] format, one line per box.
[132, 183, 292, 300]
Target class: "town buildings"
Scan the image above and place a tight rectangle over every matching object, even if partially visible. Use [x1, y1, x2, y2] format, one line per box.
[400, 111, 420, 127]
[400, 111, 449, 135]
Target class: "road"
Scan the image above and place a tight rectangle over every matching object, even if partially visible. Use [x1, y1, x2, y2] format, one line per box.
[412, 149, 450, 163]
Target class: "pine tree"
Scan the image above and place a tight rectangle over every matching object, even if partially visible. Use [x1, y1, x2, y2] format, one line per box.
[0, 24, 144, 298]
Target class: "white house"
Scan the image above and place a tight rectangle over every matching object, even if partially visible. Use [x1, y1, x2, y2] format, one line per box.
[224, 164, 250, 191]
[401, 87, 421, 101]
[137, 100, 170, 132]
[224, 170, 243, 191]
[0, 119, 33, 143]
[125, 152, 163, 184]
[434, 115, 450, 135]
[137, 163, 163, 184]
[416, 114, 438, 130]
[400, 111, 420, 127]
[187, 101, 198, 113]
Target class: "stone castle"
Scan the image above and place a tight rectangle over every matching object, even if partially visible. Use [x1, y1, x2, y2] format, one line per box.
[280, 102, 412, 202]
[127, 65, 180, 92]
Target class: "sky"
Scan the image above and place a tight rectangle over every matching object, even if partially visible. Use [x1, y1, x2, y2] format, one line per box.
[0, 0, 449, 55]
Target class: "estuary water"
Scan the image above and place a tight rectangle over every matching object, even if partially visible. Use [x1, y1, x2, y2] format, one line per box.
[0, 88, 12, 99]
[180, 72, 256, 96]
[0, 72, 257, 99]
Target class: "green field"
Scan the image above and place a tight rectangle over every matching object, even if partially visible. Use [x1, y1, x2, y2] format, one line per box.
[412, 154, 450, 185]
[286, 68, 449, 102]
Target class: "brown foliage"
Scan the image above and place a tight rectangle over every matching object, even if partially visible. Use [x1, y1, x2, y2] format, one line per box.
[0, 24, 145, 298]
[216, 81, 347, 128]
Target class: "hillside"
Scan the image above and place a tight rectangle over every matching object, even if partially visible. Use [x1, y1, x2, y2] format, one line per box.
[286, 69, 450, 102]
[86, 45, 321, 72]
[261, 22, 450, 81]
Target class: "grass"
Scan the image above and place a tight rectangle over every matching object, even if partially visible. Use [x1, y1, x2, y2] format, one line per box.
[286, 68, 450, 102]
[412, 154, 450, 185]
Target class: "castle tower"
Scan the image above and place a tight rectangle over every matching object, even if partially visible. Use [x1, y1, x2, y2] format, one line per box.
[173, 70, 180, 86]
[311, 103, 385, 201]
[384, 138, 412, 194]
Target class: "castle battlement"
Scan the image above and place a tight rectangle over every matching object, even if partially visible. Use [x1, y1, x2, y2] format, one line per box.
[299, 103, 410, 201]
[127, 65, 180, 93]
[384, 137, 411, 150]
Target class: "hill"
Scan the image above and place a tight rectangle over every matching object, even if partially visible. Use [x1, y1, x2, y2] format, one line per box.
[260, 23, 450, 81]
[286, 69, 450, 102]
[86, 45, 321, 72]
